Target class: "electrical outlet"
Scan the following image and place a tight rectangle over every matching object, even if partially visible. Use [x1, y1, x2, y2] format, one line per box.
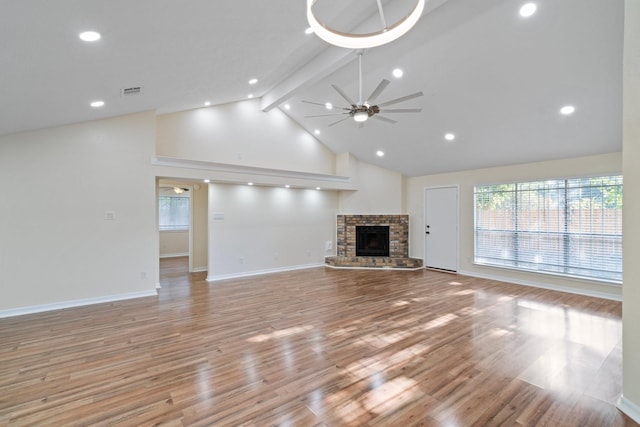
[325, 241, 333, 251]
[239, 257, 244, 264]
[140, 271, 147, 280]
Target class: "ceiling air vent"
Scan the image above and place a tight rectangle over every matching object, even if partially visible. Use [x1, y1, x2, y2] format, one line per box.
[121, 86, 142, 97]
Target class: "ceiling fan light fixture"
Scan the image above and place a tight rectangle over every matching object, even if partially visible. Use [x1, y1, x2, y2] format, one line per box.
[173, 187, 185, 194]
[353, 111, 369, 122]
[306, 0, 425, 49]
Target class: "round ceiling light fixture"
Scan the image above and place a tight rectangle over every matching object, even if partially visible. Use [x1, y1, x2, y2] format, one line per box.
[307, 0, 425, 49]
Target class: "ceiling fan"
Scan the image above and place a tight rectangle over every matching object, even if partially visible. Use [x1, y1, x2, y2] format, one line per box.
[160, 186, 190, 194]
[303, 51, 423, 127]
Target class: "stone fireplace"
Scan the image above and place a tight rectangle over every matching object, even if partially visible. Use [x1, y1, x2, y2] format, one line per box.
[326, 214, 423, 269]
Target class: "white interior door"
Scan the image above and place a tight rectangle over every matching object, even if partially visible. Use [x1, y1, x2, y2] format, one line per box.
[424, 186, 458, 271]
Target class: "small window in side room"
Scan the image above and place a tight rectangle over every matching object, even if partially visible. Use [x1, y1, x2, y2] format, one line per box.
[159, 188, 190, 231]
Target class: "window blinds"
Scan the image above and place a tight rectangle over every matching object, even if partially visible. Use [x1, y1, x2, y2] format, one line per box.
[474, 176, 622, 282]
[159, 196, 190, 231]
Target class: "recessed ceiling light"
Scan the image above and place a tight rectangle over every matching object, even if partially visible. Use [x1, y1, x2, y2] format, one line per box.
[325, 102, 333, 110]
[248, 182, 254, 186]
[79, 31, 101, 42]
[248, 94, 254, 99]
[284, 104, 291, 110]
[204, 101, 211, 106]
[316, 187, 321, 191]
[376, 150, 384, 157]
[248, 78, 258, 85]
[90, 100, 105, 108]
[314, 129, 320, 135]
[203, 179, 210, 183]
[285, 185, 290, 188]
[519, 3, 537, 17]
[305, 27, 314, 35]
[392, 68, 404, 78]
[560, 105, 576, 115]
[445, 133, 455, 141]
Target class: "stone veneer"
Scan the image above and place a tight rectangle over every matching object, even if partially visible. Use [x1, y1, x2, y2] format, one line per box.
[337, 214, 409, 257]
[326, 214, 423, 269]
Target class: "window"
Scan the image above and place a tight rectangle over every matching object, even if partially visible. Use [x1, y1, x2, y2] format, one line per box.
[474, 175, 622, 283]
[159, 195, 190, 231]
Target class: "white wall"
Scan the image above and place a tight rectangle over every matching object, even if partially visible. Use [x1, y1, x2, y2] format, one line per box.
[406, 152, 622, 299]
[337, 153, 403, 214]
[157, 101, 404, 281]
[207, 184, 337, 280]
[0, 112, 158, 313]
[622, 0, 640, 417]
[159, 231, 189, 257]
[157, 99, 336, 176]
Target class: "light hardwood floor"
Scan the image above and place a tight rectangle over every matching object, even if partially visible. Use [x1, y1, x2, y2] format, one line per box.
[0, 257, 637, 426]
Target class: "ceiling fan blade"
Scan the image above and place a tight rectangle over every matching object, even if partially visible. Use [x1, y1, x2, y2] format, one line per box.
[301, 100, 329, 107]
[328, 117, 351, 127]
[301, 101, 351, 110]
[372, 115, 398, 124]
[377, 91, 424, 107]
[366, 79, 390, 105]
[378, 108, 423, 113]
[304, 113, 349, 118]
[331, 84, 356, 106]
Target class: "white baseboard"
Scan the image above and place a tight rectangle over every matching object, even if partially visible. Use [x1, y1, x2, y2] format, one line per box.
[191, 267, 208, 273]
[618, 396, 640, 424]
[207, 263, 323, 282]
[160, 252, 189, 259]
[457, 269, 622, 301]
[0, 289, 158, 319]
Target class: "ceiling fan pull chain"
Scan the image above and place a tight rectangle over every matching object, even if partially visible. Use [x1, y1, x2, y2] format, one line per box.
[376, 0, 388, 31]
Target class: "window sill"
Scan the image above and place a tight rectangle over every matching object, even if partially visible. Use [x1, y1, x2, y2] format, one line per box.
[472, 261, 622, 287]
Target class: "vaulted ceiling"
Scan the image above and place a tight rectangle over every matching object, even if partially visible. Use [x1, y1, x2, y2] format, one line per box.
[0, 0, 623, 176]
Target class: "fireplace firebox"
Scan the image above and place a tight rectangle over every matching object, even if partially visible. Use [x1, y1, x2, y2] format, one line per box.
[356, 226, 390, 257]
